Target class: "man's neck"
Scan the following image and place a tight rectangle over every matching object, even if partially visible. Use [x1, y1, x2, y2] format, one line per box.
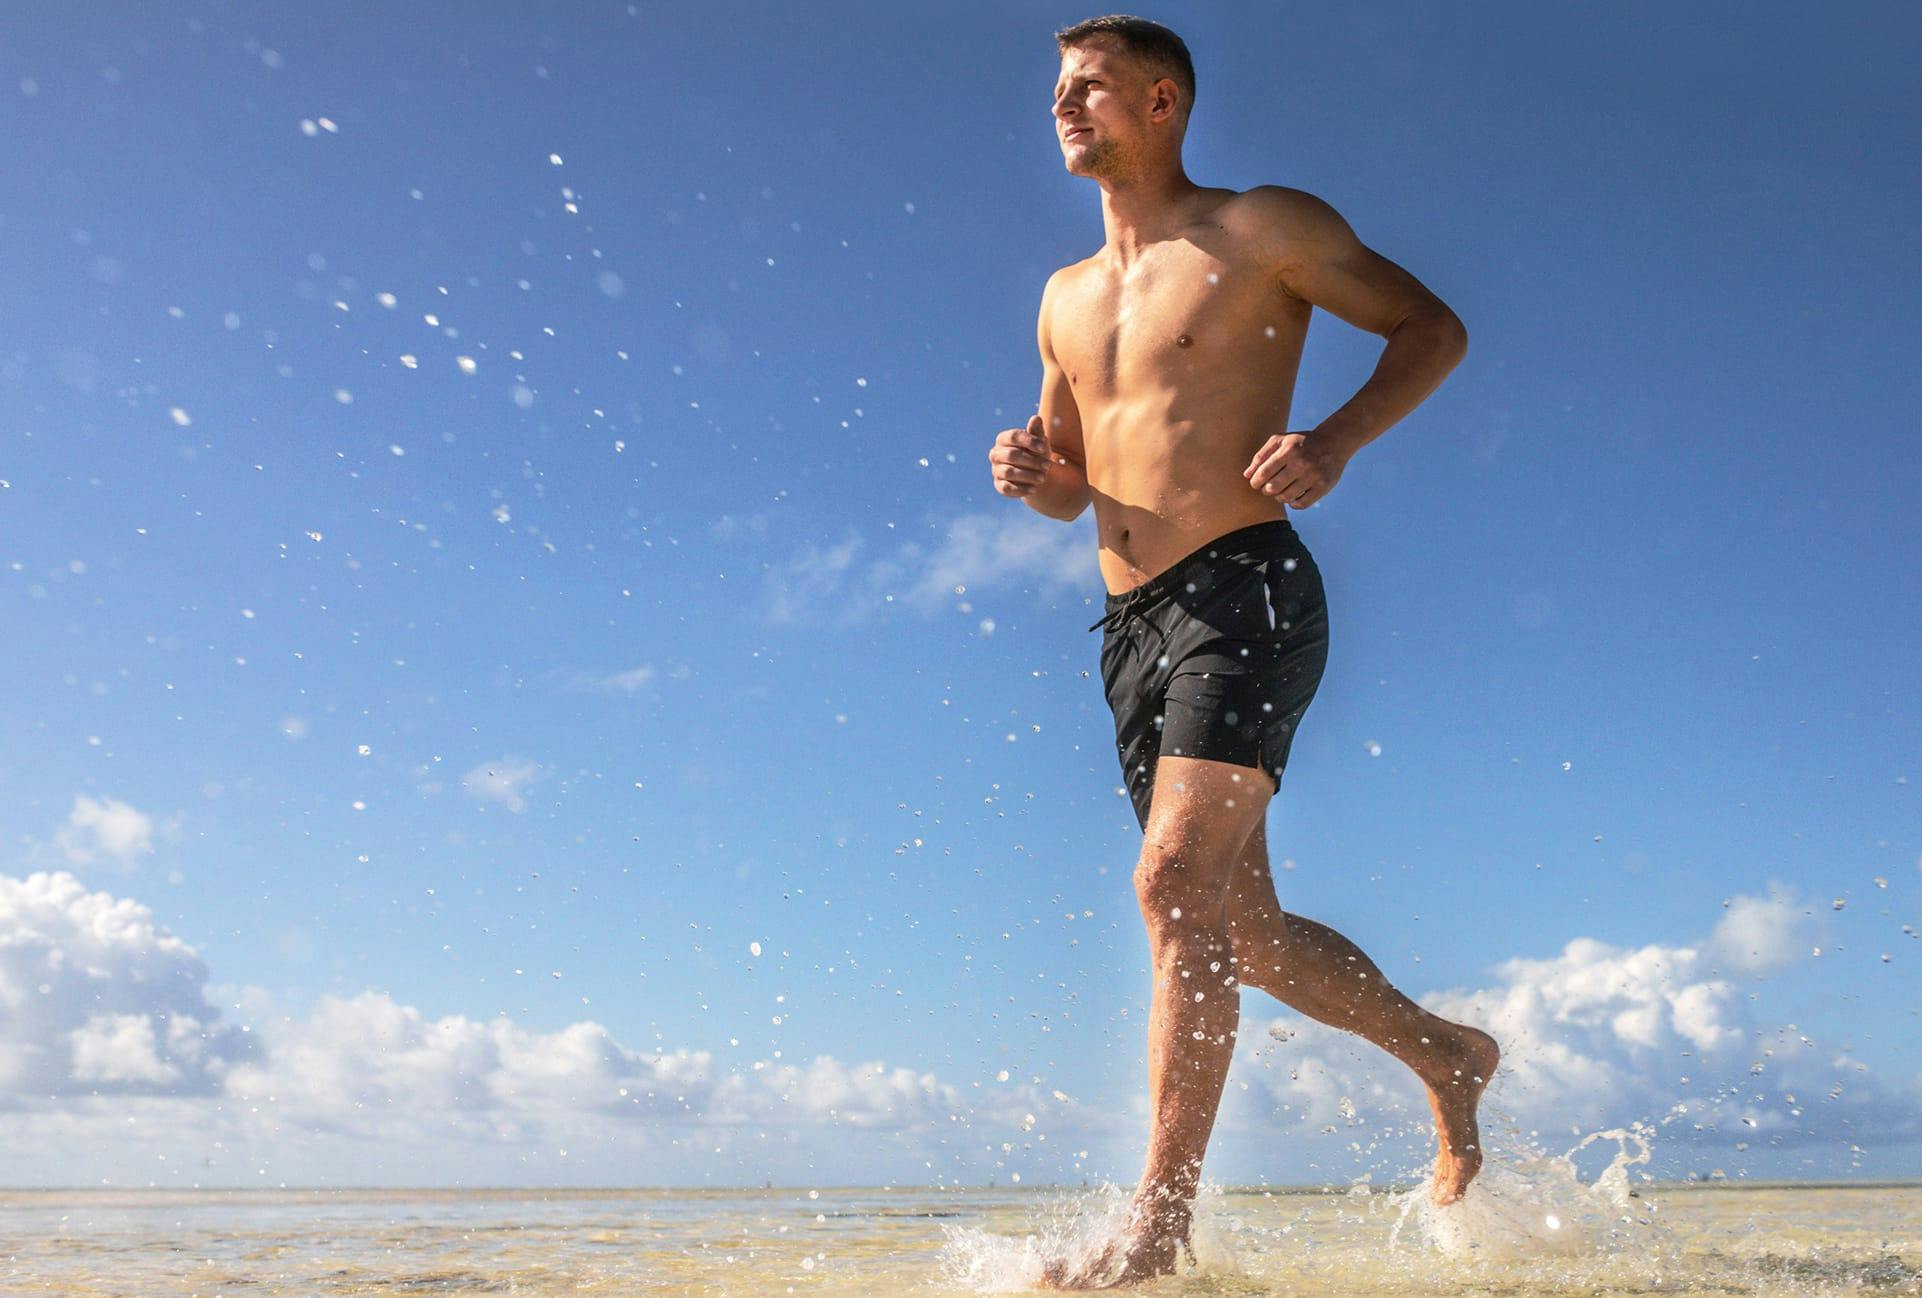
[1097, 163, 1205, 264]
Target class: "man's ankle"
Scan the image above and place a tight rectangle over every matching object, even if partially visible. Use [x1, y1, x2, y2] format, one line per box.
[1130, 1186, 1194, 1237]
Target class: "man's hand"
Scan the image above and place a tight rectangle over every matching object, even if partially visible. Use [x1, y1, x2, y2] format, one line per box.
[989, 414, 1054, 498]
[1244, 431, 1349, 510]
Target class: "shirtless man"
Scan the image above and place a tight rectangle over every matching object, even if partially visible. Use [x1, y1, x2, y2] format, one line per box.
[986, 15, 1501, 1288]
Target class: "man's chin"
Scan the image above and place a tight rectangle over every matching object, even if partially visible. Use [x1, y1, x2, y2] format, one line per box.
[1063, 142, 1114, 178]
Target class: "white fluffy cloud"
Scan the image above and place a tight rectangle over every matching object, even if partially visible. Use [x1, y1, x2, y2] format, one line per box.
[221, 990, 975, 1140]
[758, 1055, 965, 1130]
[0, 871, 1042, 1184]
[53, 794, 156, 869]
[0, 871, 255, 1099]
[763, 510, 1099, 626]
[1705, 884, 1818, 976]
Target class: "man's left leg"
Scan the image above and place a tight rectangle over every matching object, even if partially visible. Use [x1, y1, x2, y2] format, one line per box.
[1224, 815, 1500, 1204]
[1047, 753, 1271, 1288]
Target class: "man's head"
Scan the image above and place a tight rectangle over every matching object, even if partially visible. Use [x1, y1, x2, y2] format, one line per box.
[1053, 15, 1195, 181]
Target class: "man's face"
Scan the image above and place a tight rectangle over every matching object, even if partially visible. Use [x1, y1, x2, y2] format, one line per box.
[1053, 42, 1136, 179]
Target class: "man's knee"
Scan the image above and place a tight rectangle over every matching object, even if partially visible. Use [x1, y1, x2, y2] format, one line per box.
[1133, 839, 1230, 948]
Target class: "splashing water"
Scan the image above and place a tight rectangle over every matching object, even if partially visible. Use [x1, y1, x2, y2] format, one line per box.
[1389, 1122, 1663, 1262]
[938, 1122, 1675, 1292]
[937, 1182, 1133, 1291]
[937, 1182, 1252, 1290]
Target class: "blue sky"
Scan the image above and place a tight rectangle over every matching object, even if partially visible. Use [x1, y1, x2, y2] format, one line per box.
[1, 1, 1918, 1189]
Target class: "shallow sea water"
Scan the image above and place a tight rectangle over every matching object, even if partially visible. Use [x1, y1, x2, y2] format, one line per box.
[2, 1169, 1918, 1296]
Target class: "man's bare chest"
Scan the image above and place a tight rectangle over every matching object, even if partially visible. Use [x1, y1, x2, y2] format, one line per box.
[1051, 243, 1302, 400]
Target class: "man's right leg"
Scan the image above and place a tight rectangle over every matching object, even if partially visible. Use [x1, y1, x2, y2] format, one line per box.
[1043, 753, 1269, 1289]
[1224, 816, 1500, 1204]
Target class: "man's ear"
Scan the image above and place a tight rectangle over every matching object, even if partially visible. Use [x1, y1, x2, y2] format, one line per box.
[1150, 79, 1181, 124]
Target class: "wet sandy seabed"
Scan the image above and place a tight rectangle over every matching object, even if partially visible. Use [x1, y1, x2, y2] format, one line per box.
[1, 1182, 1917, 1296]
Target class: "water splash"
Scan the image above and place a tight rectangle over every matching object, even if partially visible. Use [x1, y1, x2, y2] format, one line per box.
[936, 1183, 1245, 1290]
[1389, 1120, 1665, 1262]
[936, 1184, 1133, 1291]
[936, 1125, 1671, 1291]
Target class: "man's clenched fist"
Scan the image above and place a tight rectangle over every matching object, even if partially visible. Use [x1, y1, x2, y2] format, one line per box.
[1244, 431, 1348, 510]
[989, 414, 1053, 498]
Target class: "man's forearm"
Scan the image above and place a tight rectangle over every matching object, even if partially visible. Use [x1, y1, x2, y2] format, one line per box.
[1312, 310, 1468, 459]
[1022, 456, 1092, 521]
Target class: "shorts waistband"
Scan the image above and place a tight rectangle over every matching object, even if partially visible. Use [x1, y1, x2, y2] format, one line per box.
[1088, 518, 1297, 632]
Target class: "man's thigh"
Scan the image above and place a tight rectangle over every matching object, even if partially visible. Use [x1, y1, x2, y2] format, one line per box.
[1138, 754, 1275, 905]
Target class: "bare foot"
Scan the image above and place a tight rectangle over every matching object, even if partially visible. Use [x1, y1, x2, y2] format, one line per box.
[1038, 1202, 1188, 1288]
[1039, 1240, 1113, 1290]
[1039, 1231, 1182, 1289]
[1418, 1023, 1500, 1206]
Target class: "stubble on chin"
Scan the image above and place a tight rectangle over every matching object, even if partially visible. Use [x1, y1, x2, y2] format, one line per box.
[1066, 137, 1119, 179]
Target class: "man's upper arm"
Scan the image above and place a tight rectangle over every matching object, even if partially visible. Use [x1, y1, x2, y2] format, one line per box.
[1237, 185, 1465, 339]
[1037, 271, 1088, 471]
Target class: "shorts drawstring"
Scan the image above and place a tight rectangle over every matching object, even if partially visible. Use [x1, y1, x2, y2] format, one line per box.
[1089, 594, 1153, 635]
[1090, 592, 1172, 669]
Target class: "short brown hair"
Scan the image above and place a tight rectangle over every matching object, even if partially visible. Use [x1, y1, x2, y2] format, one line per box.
[1054, 14, 1195, 119]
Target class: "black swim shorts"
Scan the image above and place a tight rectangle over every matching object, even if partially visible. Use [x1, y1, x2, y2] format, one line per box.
[1090, 518, 1330, 832]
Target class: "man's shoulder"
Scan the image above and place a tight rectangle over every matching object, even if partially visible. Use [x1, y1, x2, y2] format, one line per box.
[1220, 184, 1347, 237]
[1045, 253, 1104, 292]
